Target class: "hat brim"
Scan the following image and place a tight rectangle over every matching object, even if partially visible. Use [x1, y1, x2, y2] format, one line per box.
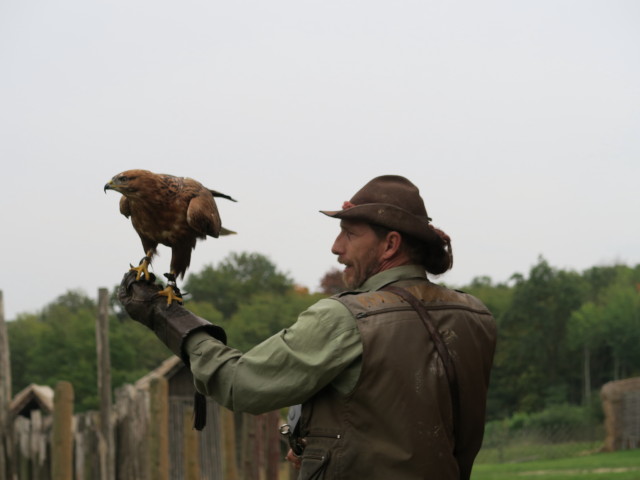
[320, 203, 434, 243]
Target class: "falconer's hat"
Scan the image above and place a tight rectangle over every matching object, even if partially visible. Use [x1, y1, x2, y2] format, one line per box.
[320, 175, 436, 243]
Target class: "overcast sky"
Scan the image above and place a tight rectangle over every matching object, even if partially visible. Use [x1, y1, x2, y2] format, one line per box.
[1, 0, 638, 320]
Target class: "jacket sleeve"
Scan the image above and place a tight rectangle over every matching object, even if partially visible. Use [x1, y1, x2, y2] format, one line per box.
[184, 298, 363, 414]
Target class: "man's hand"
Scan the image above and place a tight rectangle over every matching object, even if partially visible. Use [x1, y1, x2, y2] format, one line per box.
[286, 449, 302, 470]
[118, 270, 165, 327]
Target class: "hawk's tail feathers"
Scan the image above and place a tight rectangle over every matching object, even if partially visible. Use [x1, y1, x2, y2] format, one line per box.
[219, 227, 237, 236]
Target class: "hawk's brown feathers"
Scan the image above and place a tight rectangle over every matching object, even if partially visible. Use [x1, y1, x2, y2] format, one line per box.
[105, 169, 236, 288]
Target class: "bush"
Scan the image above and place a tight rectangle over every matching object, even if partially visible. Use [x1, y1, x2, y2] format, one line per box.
[483, 403, 601, 450]
[524, 403, 591, 431]
[480, 404, 604, 463]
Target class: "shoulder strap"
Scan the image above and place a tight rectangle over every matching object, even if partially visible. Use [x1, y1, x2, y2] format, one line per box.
[381, 285, 461, 450]
[381, 285, 456, 383]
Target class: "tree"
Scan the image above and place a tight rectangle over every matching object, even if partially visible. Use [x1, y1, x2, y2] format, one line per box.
[8, 254, 640, 421]
[568, 265, 640, 402]
[9, 289, 170, 411]
[567, 302, 605, 403]
[491, 257, 587, 414]
[226, 291, 325, 351]
[600, 283, 640, 379]
[463, 276, 513, 321]
[185, 252, 294, 318]
[320, 267, 346, 295]
[24, 292, 99, 410]
[582, 264, 630, 300]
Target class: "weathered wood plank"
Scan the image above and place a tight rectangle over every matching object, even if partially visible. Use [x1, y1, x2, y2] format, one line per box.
[0, 290, 16, 480]
[96, 288, 115, 480]
[51, 381, 74, 479]
[149, 376, 169, 480]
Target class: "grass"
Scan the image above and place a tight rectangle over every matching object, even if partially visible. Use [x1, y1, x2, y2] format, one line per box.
[475, 440, 602, 464]
[471, 449, 640, 480]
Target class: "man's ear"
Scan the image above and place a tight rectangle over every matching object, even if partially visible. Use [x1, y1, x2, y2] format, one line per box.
[381, 231, 403, 260]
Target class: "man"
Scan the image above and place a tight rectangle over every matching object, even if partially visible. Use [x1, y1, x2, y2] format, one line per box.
[119, 175, 497, 479]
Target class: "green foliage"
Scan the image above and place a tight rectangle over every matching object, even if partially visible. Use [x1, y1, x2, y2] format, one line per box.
[568, 301, 603, 351]
[183, 301, 224, 325]
[8, 290, 171, 411]
[473, 450, 640, 479]
[7, 252, 304, 411]
[488, 258, 588, 414]
[108, 318, 173, 387]
[600, 282, 640, 374]
[477, 258, 640, 419]
[481, 404, 604, 465]
[9, 291, 101, 411]
[226, 291, 325, 351]
[463, 276, 513, 320]
[184, 252, 294, 318]
[504, 404, 595, 433]
[7, 251, 640, 426]
[567, 279, 640, 382]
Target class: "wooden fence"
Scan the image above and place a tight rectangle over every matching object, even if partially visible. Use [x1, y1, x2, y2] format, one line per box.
[0, 289, 294, 480]
[7, 378, 289, 480]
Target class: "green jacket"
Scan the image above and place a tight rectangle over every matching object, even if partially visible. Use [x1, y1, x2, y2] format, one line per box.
[298, 275, 496, 479]
[185, 265, 495, 479]
[186, 265, 428, 412]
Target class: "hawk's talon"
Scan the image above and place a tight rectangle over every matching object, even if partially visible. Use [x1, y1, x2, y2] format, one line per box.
[157, 284, 183, 305]
[129, 255, 152, 281]
[158, 272, 183, 304]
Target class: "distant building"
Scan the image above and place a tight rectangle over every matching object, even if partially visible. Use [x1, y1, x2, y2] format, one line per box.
[10, 383, 54, 418]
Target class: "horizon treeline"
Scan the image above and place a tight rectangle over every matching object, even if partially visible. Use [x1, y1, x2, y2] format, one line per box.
[6, 252, 640, 419]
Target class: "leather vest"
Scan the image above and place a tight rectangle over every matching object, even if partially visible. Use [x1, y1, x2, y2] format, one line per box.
[298, 278, 496, 480]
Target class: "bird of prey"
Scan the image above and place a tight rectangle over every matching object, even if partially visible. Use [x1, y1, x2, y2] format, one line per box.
[105, 169, 236, 304]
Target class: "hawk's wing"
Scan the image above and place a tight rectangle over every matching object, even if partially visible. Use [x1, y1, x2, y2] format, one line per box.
[209, 189, 237, 202]
[186, 192, 222, 238]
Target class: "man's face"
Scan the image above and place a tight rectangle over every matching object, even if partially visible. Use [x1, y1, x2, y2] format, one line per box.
[331, 220, 386, 289]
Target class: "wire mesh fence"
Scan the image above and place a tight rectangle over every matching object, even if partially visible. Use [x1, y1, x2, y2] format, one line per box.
[477, 422, 605, 464]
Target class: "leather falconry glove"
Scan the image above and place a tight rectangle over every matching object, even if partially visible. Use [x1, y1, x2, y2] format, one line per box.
[118, 271, 227, 430]
[118, 271, 227, 362]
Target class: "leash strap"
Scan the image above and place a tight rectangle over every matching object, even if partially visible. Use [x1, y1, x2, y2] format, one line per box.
[381, 285, 461, 437]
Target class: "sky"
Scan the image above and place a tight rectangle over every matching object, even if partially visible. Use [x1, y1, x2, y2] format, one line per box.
[1, 0, 638, 321]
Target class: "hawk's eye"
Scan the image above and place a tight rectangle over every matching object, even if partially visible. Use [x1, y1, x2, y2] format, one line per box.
[119, 176, 128, 182]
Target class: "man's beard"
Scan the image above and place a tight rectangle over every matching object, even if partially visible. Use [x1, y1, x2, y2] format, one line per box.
[341, 254, 381, 290]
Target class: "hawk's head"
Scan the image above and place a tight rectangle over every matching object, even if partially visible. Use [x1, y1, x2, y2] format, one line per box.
[104, 169, 153, 197]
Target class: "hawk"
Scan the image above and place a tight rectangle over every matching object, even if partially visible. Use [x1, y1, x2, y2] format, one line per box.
[105, 169, 236, 304]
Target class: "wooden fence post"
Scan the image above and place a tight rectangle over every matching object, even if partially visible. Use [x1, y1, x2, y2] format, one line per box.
[0, 290, 17, 480]
[241, 413, 259, 480]
[52, 381, 74, 479]
[266, 411, 281, 480]
[221, 407, 239, 480]
[148, 376, 169, 480]
[115, 384, 150, 480]
[183, 408, 201, 480]
[96, 287, 115, 480]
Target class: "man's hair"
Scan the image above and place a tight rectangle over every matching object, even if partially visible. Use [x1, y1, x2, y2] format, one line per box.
[370, 224, 453, 275]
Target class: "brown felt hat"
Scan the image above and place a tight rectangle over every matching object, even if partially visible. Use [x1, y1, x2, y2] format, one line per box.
[320, 175, 436, 243]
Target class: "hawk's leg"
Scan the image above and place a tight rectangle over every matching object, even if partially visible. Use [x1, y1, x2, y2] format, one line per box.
[130, 250, 154, 281]
[158, 272, 184, 305]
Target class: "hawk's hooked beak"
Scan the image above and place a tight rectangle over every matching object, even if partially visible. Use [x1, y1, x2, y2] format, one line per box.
[105, 176, 131, 195]
[104, 179, 120, 193]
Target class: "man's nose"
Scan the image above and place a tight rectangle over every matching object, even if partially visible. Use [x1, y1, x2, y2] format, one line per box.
[331, 236, 343, 256]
